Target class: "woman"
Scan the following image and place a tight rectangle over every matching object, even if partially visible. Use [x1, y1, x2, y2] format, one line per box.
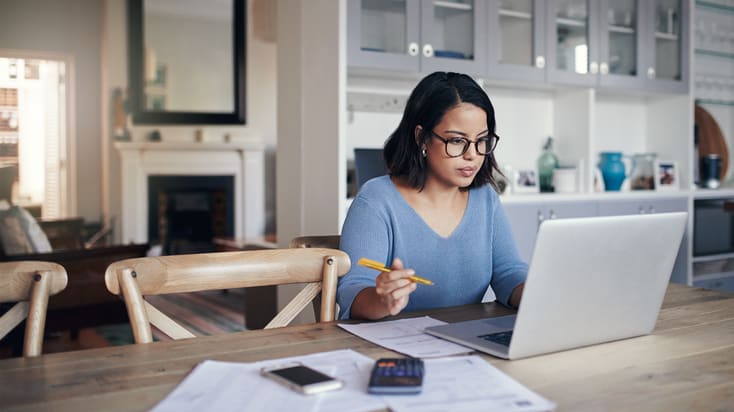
[338, 72, 527, 320]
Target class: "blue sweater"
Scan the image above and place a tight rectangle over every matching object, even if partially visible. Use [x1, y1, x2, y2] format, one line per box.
[337, 175, 528, 319]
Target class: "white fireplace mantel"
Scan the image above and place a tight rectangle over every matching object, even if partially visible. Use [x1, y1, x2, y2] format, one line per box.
[115, 140, 265, 244]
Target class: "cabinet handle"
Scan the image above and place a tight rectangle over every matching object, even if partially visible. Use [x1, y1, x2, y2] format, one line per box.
[639, 206, 646, 214]
[408, 42, 419, 56]
[422, 44, 434, 58]
[647, 67, 655, 79]
[590, 61, 599, 74]
[535, 56, 545, 68]
[648, 205, 656, 214]
[549, 210, 557, 220]
[600, 62, 609, 75]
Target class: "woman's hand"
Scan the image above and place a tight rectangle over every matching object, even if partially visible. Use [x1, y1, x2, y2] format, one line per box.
[374, 258, 417, 316]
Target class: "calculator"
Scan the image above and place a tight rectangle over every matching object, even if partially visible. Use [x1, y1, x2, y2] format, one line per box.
[367, 358, 424, 395]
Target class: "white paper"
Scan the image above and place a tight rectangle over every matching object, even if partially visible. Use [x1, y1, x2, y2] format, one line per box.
[338, 316, 472, 358]
[381, 355, 556, 412]
[150, 349, 386, 412]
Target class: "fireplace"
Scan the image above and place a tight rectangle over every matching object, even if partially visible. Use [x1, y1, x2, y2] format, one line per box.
[148, 175, 235, 254]
[115, 141, 265, 244]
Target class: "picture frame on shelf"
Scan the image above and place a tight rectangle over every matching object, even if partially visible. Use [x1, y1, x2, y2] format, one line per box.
[513, 169, 539, 193]
[655, 160, 679, 191]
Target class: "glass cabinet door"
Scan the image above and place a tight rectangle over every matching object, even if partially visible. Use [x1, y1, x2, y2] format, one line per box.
[598, 0, 643, 88]
[643, 0, 689, 92]
[347, 0, 421, 72]
[420, 0, 487, 75]
[547, 0, 599, 86]
[488, 0, 545, 83]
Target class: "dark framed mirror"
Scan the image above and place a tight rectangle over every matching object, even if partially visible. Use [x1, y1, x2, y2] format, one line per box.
[127, 0, 246, 124]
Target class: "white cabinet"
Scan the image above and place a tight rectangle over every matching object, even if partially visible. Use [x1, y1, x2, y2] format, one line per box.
[504, 195, 690, 285]
[348, 0, 690, 93]
[487, 0, 546, 83]
[503, 200, 597, 263]
[347, 0, 488, 76]
[596, 196, 688, 215]
[596, 196, 690, 285]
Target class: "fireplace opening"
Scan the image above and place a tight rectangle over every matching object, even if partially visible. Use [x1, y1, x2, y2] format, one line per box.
[148, 175, 234, 254]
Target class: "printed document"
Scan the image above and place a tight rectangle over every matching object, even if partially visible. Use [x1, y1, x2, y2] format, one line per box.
[382, 355, 556, 412]
[338, 316, 472, 358]
[150, 348, 555, 412]
[150, 349, 385, 412]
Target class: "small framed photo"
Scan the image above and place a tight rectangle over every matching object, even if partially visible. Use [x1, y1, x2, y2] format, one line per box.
[513, 169, 539, 193]
[655, 160, 679, 191]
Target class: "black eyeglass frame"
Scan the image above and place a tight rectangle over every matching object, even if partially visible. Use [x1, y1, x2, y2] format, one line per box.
[429, 131, 500, 158]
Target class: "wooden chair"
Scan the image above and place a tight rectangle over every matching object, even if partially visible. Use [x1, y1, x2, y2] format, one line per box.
[105, 248, 350, 344]
[289, 235, 341, 319]
[0, 261, 68, 357]
[289, 235, 340, 249]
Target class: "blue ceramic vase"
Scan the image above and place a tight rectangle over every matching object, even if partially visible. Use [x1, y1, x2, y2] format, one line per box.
[598, 152, 626, 191]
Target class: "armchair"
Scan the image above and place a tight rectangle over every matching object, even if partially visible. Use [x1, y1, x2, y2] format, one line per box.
[0, 206, 148, 334]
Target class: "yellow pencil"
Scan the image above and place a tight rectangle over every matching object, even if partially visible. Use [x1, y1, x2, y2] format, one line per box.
[357, 257, 434, 286]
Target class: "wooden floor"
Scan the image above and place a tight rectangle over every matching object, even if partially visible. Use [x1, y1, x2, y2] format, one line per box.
[0, 288, 247, 359]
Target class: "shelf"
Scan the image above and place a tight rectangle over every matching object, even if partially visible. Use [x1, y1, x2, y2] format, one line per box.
[696, 0, 734, 14]
[693, 271, 734, 281]
[655, 32, 679, 41]
[556, 17, 586, 28]
[433, 1, 472, 11]
[499, 9, 532, 20]
[695, 48, 734, 60]
[695, 98, 734, 106]
[608, 25, 635, 35]
[691, 187, 734, 199]
[692, 252, 734, 263]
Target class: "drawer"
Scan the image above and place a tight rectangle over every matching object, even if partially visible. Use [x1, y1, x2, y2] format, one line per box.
[693, 276, 734, 293]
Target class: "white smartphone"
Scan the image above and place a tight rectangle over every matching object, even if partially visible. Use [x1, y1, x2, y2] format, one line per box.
[260, 362, 344, 395]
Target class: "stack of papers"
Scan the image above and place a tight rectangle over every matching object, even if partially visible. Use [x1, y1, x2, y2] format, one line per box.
[152, 349, 554, 412]
[152, 317, 555, 411]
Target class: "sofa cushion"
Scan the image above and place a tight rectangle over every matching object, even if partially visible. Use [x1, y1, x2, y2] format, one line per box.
[0, 206, 52, 255]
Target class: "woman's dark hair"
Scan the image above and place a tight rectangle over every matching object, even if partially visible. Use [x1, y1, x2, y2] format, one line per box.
[383, 71, 500, 191]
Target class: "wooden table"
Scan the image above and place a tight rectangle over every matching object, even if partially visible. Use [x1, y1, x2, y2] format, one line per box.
[1, 284, 733, 411]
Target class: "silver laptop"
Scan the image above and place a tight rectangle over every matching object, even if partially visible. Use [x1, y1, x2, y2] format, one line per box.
[425, 212, 687, 360]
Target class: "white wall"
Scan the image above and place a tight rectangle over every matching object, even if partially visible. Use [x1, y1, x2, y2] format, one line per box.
[0, 0, 103, 220]
[276, 0, 346, 244]
[103, 0, 278, 240]
[0, 0, 278, 234]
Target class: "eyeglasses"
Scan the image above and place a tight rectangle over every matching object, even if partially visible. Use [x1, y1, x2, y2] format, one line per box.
[430, 131, 499, 158]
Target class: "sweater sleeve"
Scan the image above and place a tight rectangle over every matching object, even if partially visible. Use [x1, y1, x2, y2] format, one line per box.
[337, 194, 392, 319]
[489, 195, 529, 306]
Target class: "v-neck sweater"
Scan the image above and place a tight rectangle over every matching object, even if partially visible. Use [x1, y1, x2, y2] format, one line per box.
[337, 175, 528, 319]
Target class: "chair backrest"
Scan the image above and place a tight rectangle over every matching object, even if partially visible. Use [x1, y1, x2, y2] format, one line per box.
[289, 235, 340, 249]
[289, 236, 342, 319]
[105, 248, 351, 344]
[0, 261, 68, 357]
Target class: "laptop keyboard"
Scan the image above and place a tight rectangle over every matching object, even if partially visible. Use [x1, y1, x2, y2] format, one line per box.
[477, 330, 513, 347]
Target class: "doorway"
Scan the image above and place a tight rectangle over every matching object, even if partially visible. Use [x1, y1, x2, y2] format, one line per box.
[0, 53, 69, 218]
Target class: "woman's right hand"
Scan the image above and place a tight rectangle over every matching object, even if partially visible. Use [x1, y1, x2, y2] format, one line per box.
[374, 257, 417, 316]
